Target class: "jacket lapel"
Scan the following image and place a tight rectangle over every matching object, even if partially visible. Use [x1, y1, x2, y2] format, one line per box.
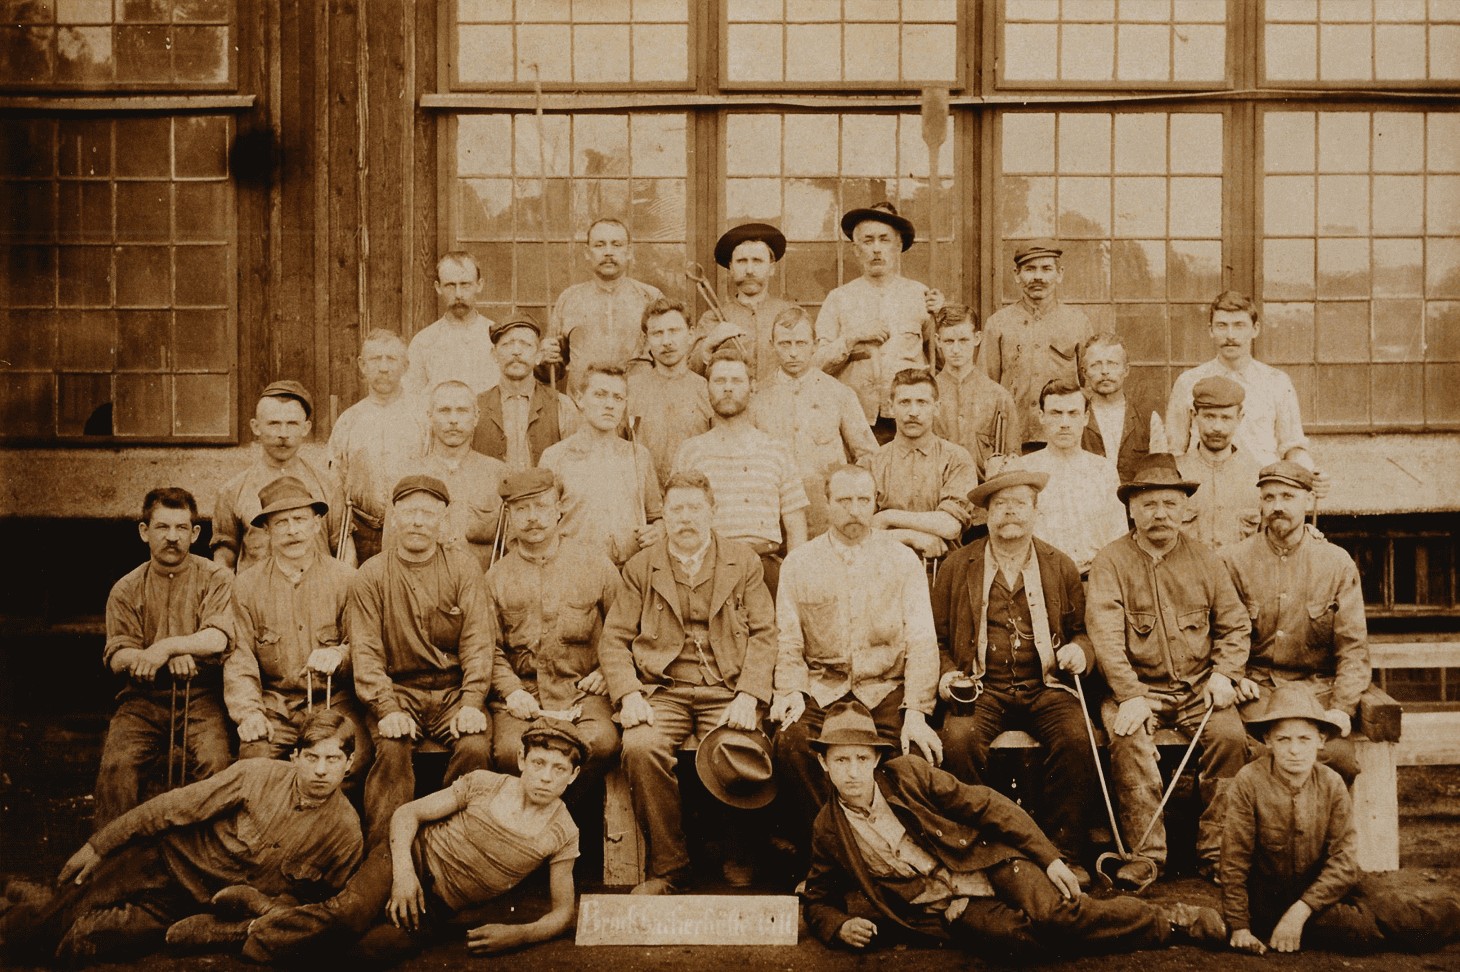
[707, 537, 739, 620]
[647, 544, 684, 626]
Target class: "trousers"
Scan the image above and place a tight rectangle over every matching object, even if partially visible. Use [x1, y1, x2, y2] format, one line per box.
[94, 689, 232, 830]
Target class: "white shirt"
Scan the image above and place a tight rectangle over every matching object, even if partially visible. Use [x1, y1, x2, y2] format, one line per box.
[404, 312, 500, 398]
[1022, 447, 1128, 574]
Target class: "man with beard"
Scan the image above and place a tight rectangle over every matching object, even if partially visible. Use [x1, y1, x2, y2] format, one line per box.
[542, 218, 663, 391]
[1222, 462, 1369, 782]
[472, 313, 578, 470]
[689, 223, 795, 381]
[1080, 332, 1154, 483]
[627, 298, 713, 488]
[329, 330, 428, 562]
[1176, 376, 1262, 550]
[673, 350, 808, 594]
[404, 252, 499, 398]
[980, 240, 1092, 437]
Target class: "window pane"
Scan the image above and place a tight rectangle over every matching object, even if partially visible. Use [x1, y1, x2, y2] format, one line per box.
[1263, 0, 1459, 83]
[1001, 0, 1227, 84]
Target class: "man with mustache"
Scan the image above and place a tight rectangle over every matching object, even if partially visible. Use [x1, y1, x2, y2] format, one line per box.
[628, 298, 713, 488]
[1079, 332, 1154, 483]
[403, 251, 500, 398]
[981, 240, 1092, 438]
[542, 218, 663, 392]
[472, 313, 578, 470]
[94, 487, 235, 829]
[1166, 291, 1328, 498]
[1175, 376, 1263, 550]
[689, 223, 796, 382]
[1221, 462, 1369, 782]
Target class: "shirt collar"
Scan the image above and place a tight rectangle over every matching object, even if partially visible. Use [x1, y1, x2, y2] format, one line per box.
[839, 784, 887, 821]
[894, 434, 933, 456]
[670, 536, 713, 576]
[826, 531, 868, 563]
[516, 535, 562, 567]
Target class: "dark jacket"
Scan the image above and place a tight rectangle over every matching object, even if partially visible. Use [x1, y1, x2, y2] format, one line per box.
[802, 756, 1061, 947]
[1081, 400, 1151, 484]
[472, 380, 564, 465]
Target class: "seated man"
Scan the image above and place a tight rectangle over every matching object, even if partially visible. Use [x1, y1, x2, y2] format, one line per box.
[242, 719, 585, 966]
[0, 710, 361, 966]
[1224, 684, 1460, 955]
[931, 466, 1096, 883]
[801, 701, 1225, 959]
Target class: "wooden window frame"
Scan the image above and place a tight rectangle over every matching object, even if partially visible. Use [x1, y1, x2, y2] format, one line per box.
[1258, 2, 1460, 91]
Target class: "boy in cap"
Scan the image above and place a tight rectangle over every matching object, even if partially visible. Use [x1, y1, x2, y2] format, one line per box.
[690, 222, 796, 381]
[1175, 374, 1262, 549]
[472, 313, 578, 470]
[243, 718, 586, 965]
[931, 303, 1020, 480]
[1224, 683, 1460, 954]
[801, 700, 1225, 958]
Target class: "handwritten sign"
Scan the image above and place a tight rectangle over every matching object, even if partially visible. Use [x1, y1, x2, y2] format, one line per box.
[575, 894, 799, 946]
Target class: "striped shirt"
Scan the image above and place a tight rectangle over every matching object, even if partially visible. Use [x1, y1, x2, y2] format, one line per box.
[672, 426, 809, 546]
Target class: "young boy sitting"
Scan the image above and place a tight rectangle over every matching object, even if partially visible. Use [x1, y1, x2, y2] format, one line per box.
[242, 717, 585, 965]
[1224, 682, 1460, 955]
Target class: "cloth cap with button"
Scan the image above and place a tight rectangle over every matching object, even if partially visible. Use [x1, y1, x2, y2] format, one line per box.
[1013, 239, 1063, 267]
[391, 473, 451, 506]
[840, 201, 916, 252]
[695, 725, 778, 809]
[714, 222, 787, 268]
[259, 379, 314, 419]
[809, 699, 895, 751]
[1117, 452, 1200, 504]
[1256, 459, 1316, 492]
[1191, 375, 1246, 410]
[489, 311, 542, 344]
[250, 475, 329, 527]
[521, 717, 589, 765]
[499, 467, 559, 504]
[1240, 681, 1343, 739]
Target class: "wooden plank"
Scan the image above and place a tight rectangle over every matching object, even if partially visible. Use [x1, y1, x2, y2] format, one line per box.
[1357, 685, 1403, 743]
[576, 895, 799, 947]
[1351, 741, 1399, 872]
[602, 766, 644, 887]
[0, 95, 255, 111]
[1394, 711, 1460, 767]
[1370, 642, 1460, 669]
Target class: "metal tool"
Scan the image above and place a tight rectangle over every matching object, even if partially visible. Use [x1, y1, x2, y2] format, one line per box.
[684, 262, 751, 360]
[489, 502, 508, 568]
[627, 414, 647, 526]
[306, 669, 333, 713]
[530, 62, 557, 393]
[1073, 672, 1131, 887]
[168, 675, 194, 790]
[920, 86, 950, 371]
[336, 500, 353, 562]
[167, 680, 179, 789]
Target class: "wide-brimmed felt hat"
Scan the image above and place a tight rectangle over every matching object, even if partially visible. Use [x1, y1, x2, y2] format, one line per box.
[490, 312, 541, 343]
[969, 468, 1050, 509]
[391, 473, 451, 505]
[260, 379, 314, 419]
[1117, 453, 1200, 504]
[251, 475, 328, 527]
[1241, 681, 1344, 739]
[521, 717, 589, 764]
[696, 726, 777, 809]
[714, 223, 787, 268]
[1256, 459, 1315, 492]
[840, 202, 915, 251]
[809, 700, 895, 751]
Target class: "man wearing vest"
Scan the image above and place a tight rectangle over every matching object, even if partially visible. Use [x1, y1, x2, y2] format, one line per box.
[471, 313, 578, 471]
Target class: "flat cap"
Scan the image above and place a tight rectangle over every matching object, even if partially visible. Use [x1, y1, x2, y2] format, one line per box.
[489, 312, 541, 343]
[1192, 375, 1246, 410]
[521, 717, 588, 763]
[259, 379, 314, 418]
[1256, 459, 1315, 492]
[714, 222, 787, 268]
[499, 467, 558, 504]
[391, 473, 451, 505]
[1013, 239, 1063, 266]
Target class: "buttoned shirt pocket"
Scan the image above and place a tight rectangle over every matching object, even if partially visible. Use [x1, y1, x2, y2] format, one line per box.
[1176, 610, 1211, 663]
[798, 595, 843, 666]
[314, 624, 341, 647]
[429, 604, 465, 648]
[1306, 601, 1337, 647]
[1125, 611, 1159, 665]
[558, 597, 599, 645]
[255, 629, 284, 675]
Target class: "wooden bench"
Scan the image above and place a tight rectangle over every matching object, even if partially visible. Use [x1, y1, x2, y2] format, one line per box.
[1372, 639, 1460, 767]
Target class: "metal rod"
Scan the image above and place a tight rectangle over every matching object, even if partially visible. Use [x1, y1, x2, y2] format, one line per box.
[531, 63, 556, 394]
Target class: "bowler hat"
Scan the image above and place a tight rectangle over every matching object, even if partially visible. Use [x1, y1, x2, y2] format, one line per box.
[521, 717, 589, 764]
[809, 700, 895, 751]
[969, 468, 1050, 509]
[490, 312, 542, 344]
[841, 202, 915, 251]
[391, 473, 451, 505]
[1013, 239, 1063, 266]
[250, 476, 329, 527]
[259, 379, 314, 419]
[1241, 682, 1343, 739]
[696, 726, 777, 809]
[714, 223, 787, 268]
[1192, 375, 1246, 410]
[1117, 453, 1200, 504]
[499, 467, 558, 504]
[1256, 459, 1315, 492]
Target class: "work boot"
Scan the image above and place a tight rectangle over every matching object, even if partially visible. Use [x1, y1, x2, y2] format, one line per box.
[55, 904, 139, 965]
[212, 885, 287, 918]
[1113, 857, 1160, 891]
[0, 879, 53, 917]
[722, 858, 755, 888]
[1162, 902, 1226, 947]
[165, 913, 252, 953]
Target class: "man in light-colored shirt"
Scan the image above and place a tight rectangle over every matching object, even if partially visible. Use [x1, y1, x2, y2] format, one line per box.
[1022, 379, 1128, 575]
[1079, 332, 1156, 483]
[752, 304, 878, 537]
[932, 303, 1019, 480]
[980, 240, 1092, 437]
[627, 297, 713, 487]
[404, 251, 500, 398]
[1166, 291, 1328, 497]
[542, 217, 663, 391]
[1176, 375, 1262, 550]
[689, 222, 795, 381]
[472, 313, 578, 470]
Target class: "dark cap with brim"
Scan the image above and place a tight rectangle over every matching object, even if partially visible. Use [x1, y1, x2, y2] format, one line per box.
[251, 475, 329, 527]
[391, 473, 451, 505]
[1117, 453, 1200, 504]
[490, 312, 542, 343]
[260, 379, 314, 419]
[1256, 459, 1315, 492]
[714, 223, 787, 268]
[1013, 239, 1063, 266]
[521, 717, 589, 763]
[499, 467, 558, 504]
[841, 203, 915, 251]
[1192, 375, 1246, 410]
[810, 700, 896, 751]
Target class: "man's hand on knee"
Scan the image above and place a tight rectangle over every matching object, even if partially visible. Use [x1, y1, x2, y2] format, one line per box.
[453, 705, 489, 737]
[378, 712, 419, 740]
[718, 692, 760, 731]
[1111, 697, 1153, 737]
[238, 712, 272, 743]
[619, 692, 653, 729]
[1045, 860, 1083, 901]
[901, 710, 942, 765]
[503, 689, 540, 722]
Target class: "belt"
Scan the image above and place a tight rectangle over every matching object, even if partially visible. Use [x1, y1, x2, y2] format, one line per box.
[394, 669, 461, 691]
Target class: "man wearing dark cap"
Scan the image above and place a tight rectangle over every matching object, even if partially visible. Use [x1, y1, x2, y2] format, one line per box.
[349, 474, 519, 838]
[930, 465, 1097, 882]
[212, 380, 347, 572]
[1086, 454, 1251, 885]
[227, 477, 372, 778]
[689, 222, 795, 381]
[816, 202, 945, 435]
[1222, 461, 1370, 782]
[800, 700, 1226, 958]
[980, 240, 1092, 437]
[472, 312, 578, 470]
[243, 718, 586, 965]
[1176, 374, 1262, 549]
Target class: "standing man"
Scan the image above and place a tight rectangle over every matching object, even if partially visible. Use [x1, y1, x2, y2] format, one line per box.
[542, 217, 663, 391]
[673, 350, 809, 593]
[816, 202, 943, 436]
[96, 488, 234, 829]
[981, 240, 1092, 437]
[1080, 332, 1154, 483]
[689, 222, 795, 381]
[472, 313, 578, 470]
[1166, 291, 1328, 496]
[329, 329, 428, 563]
[1022, 379, 1128, 576]
[213, 381, 345, 572]
[752, 305, 879, 537]
[598, 471, 779, 895]
[931, 467, 1096, 881]
[772, 464, 942, 846]
[1175, 376, 1262, 550]
[1086, 454, 1251, 885]
[1223, 461, 1370, 782]
[628, 297, 713, 488]
[404, 251, 499, 398]
[932, 304, 1020, 480]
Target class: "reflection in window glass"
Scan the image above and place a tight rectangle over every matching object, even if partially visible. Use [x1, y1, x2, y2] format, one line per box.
[725, 0, 958, 85]
[1262, 110, 1460, 427]
[454, 112, 688, 320]
[455, 0, 690, 86]
[1264, 0, 1460, 84]
[1002, 0, 1226, 85]
[0, 115, 235, 440]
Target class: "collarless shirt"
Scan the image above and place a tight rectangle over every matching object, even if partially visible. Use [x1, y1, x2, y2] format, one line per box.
[1176, 446, 1262, 550]
[752, 368, 880, 479]
[979, 298, 1091, 434]
[404, 312, 500, 397]
[863, 434, 978, 529]
[212, 453, 344, 572]
[1021, 447, 1128, 574]
[814, 275, 934, 422]
[105, 554, 234, 697]
[692, 294, 797, 381]
[327, 395, 429, 523]
[540, 431, 663, 565]
[549, 277, 663, 383]
[672, 426, 809, 546]
[932, 366, 1020, 479]
[627, 367, 713, 487]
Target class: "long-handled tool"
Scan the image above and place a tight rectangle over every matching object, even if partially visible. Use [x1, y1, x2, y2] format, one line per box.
[530, 62, 557, 393]
[1093, 698, 1215, 893]
[684, 262, 750, 361]
[488, 502, 508, 568]
[1074, 673, 1130, 885]
[920, 86, 950, 372]
[168, 675, 194, 790]
[627, 415, 647, 526]
[167, 680, 180, 789]
[336, 500, 353, 562]
[306, 669, 334, 713]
